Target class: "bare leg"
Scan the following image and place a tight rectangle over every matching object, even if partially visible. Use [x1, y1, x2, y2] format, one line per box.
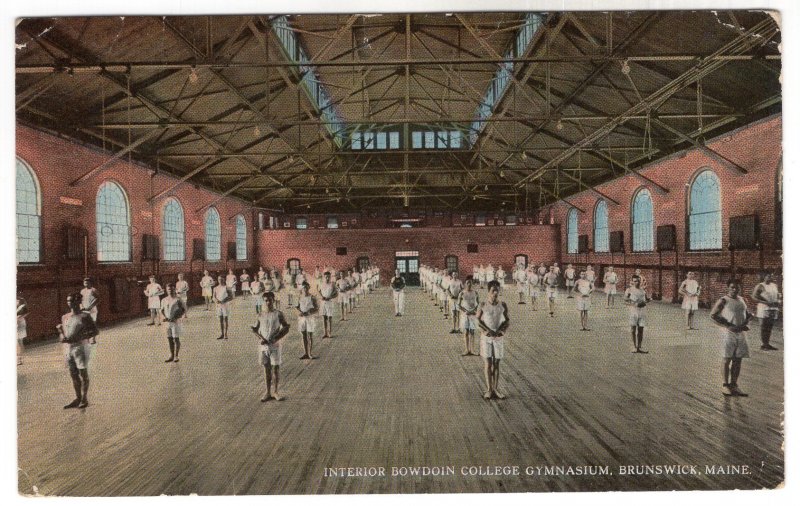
[272, 366, 282, 400]
[174, 338, 181, 360]
[262, 365, 271, 401]
[493, 359, 505, 399]
[166, 336, 175, 362]
[483, 359, 493, 399]
[78, 369, 89, 407]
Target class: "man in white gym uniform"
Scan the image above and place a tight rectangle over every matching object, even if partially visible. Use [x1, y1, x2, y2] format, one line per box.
[319, 271, 338, 339]
[448, 272, 463, 333]
[390, 269, 406, 316]
[200, 270, 214, 310]
[458, 277, 480, 356]
[252, 292, 291, 402]
[624, 277, 650, 354]
[573, 271, 594, 331]
[603, 266, 618, 308]
[544, 265, 559, 317]
[296, 282, 319, 360]
[678, 271, 701, 330]
[711, 280, 753, 397]
[175, 273, 190, 320]
[144, 275, 164, 326]
[477, 280, 510, 400]
[58, 292, 100, 409]
[564, 264, 576, 298]
[160, 283, 187, 363]
[214, 275, 231, 340]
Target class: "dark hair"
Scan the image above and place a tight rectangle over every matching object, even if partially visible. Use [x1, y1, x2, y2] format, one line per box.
[263, 291, 276, 302]
[727, 278, 742, 288]
[166, 283, 175, 289]
[487, 280, 501, 291]
[68, 292, 83, 304]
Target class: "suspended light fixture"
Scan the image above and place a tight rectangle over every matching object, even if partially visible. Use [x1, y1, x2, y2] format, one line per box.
[621, 59, 631, 75]
[520, 151, 527, 161]
[556, 119, 564, 131]
[189, 66, 199, 84]
[253, 125, 261, 137]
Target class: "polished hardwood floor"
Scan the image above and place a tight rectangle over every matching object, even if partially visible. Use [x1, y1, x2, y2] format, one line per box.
[17, 285, 784, 495]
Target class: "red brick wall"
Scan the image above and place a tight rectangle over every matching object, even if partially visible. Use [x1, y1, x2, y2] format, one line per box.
[16, 126, 257, 342]
[552, 115, 782, 307]
[257, 225, 560, 281]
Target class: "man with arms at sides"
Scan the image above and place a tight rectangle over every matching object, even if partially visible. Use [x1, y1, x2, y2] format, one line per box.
[514, 264, 527, 305]
[250, 274, 265, 316]
[527, 266, 540, 311]
[573, 271, 594, 331]
[296, 282, 319, 360]
[711, 280, 753, 397]
[390, 269, 406, 317]
[319, 271, 338, 339]
[80, 277, 100, 344]
[458, 277, 480, 356]
[200, 270, 214, 311]
[160, 283, 187, 363]
[624, 276, 650, 354]
[678, 271, 702, 330]
[58, 292, 99, 409]
[175, 273, 190, 320]
[336, 271, 350, 322]
[144, 275, 164, 326]
[752, 272, 781, 351]
[214, 275, 232, 340]
[544, 265, 559, 317]
[225, 268, 237, 299]
[603, 266, 618, 308]
[564, 264, 576, 298]
[252, 292, 291, 402]
[477, 280, 510, 400]
[448, 271, 463, 334]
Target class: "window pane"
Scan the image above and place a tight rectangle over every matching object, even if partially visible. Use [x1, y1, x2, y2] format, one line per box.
[205, 208, 221, 261]
[296, 218, 308, 229]
[96, 181, 131, 262]
[594, 201, 609, 253]
[449, 130, 461, 149]
[376, 132, 387, 149]
[389, 132, 400, 149]
[236, 215, 247, 260]
[424, 131, 435, 148]
[162, 198, 185, 261]
[327, 217, 338, 229]
[631, 189, 654, 252]
[412, 131, 423, 149]
[567, 208, 578, 253]
[16, 159, 41, 263]
[689, 170, 722, 250]
[437, 131, 448, 148]
[351, 131, 362, 149]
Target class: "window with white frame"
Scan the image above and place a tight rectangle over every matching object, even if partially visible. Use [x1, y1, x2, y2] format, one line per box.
[205, 207, 221, 261]
[96, 181, 131, 262]
[566, 208, 578, 254]
[16, 158, 41, 263]
[631, 189, 654, 252]
[162, 198, 185, 261]
[236, 214, 247, 260]
[688, 169, 722, 250]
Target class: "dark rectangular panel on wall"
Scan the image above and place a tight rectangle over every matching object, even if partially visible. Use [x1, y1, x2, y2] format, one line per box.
[64, 226, 86, 260]
[729, 214, 760, 250]
[656, 225, 676, 251]
[467, 243, 478, 253]
[192, 239, 205, 260]
[227, 242, 237, 260]
[109, 277, 131, 313]
[336, 247, 347, 256]
[610, 231, 624, 253]
[578, 235, 589, 253]
[141, 234, 160, 260]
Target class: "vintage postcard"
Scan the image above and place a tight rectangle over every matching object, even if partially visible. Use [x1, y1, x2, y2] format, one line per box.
[10, 0, 788, 499]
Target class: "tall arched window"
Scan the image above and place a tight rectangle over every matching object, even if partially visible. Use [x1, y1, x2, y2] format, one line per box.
[593, 200, 609, 253]
[631, 189, 654, 252]
[566, 208, 578, 254]
[235, 214, 247, 260]
[96, 181, 131, 262]
[162, 198, 185, 261]
[688, 169, 722, 250]
[16, 158, 41, 263]
[205, 207, 221, 261]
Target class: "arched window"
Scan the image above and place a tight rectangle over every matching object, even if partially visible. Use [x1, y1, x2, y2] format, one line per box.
[593, 200, 609, 253]
[162, 198, 185, 261]
[566, 208, 578, 254]
[96, 181, 131, 262]
[16, 158, 41, 263]
[205, 207, 221, 261]
[631, 189, 654, 252]
[688, 169, 722, 250]
[235, 214, 247, 260]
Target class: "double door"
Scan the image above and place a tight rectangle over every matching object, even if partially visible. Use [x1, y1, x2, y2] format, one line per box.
[395, 252, 419, 286]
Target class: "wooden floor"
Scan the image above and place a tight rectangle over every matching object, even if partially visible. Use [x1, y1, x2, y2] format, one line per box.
[17, 286, 784, 495]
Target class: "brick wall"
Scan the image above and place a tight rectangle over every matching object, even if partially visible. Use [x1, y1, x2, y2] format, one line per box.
[552, 115, 782, 307]
[16, 126, 257, 342]
[257, 225, 560, 281]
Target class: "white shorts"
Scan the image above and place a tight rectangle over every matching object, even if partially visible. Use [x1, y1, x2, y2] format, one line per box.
[628, 308, 646, 327]
[604, 285, 617, 295]
[756, 303, 780, 319]
[242, 282, 250, 291]
[546, 287, 557, 300]
[462, 314, 478, 331]
[528, 286, 539, 298]
[216, 302, 230, 317]
[566, 279, 575, 288]
[682, 295, 699, 311]
[480, 335, 504, 360]
[721, 331, 750, 359]
[202, 287, 212, 297]
[298, 315, 316, 333]
[516, 283, 526, 294]
[148, 297, 161, 310]
[164, 321, 181, 338]
[179, 295, 188, 306]
[254, 297, 264, 308]
[259, 342, 282, 366]
[577, 297, 591, 311]
[65, 341, 91, 371]
[321, 300, 335, 317]
[339, 293, 349, 305]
